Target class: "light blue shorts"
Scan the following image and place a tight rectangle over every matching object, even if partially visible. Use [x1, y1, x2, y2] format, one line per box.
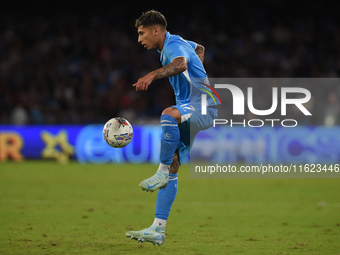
[172, 102, 217, 163]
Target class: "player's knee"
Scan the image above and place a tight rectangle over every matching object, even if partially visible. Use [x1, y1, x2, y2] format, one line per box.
[162, 107, 181, 124]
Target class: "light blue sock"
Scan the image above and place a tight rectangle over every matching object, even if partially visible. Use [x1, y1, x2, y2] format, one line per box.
[155, 173, 178, 221]
[160, 114, 180, 165]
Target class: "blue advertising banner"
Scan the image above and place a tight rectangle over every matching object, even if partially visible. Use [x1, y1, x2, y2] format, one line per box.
[191, 126, 340, 164]
[0, 125, 339, 164]
[0, 125, 161, 164]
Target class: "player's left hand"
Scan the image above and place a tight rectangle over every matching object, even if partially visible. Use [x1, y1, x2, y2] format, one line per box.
[133, 73, 154, 91]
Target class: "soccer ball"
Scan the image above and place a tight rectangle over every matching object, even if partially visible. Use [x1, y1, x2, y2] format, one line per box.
[102, 117, 133, 148]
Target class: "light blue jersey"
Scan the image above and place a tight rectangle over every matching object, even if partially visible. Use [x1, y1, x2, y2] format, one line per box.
[159, 32, 219, 164]
[160, 32, 218, 107]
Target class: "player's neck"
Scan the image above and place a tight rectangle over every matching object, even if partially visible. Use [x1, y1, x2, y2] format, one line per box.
[157, 30, 167, 51]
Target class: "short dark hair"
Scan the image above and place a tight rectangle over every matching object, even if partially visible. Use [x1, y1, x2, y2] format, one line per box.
[135, 10, 167, 29]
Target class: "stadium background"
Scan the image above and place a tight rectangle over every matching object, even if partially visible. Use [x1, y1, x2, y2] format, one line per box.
[0, 0, 339, 164]
[1, 1, 340, 254]
[1, 0, 339, 164]
[0, 0, 339, 126]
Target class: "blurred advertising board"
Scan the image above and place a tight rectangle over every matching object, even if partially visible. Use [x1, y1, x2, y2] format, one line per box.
[0, 125, 161, 163]
[0, 125, 339, 164]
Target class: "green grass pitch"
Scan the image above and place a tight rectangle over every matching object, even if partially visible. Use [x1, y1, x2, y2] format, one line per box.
[0, 161, 339, 255]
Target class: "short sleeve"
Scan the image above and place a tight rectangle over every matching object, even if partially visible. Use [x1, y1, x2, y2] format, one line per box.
[166, 41, 191, 62]
[186, 40, 197, 50]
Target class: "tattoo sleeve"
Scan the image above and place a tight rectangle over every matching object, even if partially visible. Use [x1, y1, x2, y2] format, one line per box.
[195, 44, 205, 63]
[151, 57, 188, 80]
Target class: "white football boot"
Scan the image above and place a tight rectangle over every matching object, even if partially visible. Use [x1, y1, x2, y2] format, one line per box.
[139, 170, 168, 192]
[126, 225, 165, 246]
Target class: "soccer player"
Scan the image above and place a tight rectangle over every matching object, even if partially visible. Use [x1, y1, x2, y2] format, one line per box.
[126, 10, 219, 245]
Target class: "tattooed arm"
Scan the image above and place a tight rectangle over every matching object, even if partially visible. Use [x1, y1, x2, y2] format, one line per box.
[195, 44, 205, 63]
[133, 57, 187, 91]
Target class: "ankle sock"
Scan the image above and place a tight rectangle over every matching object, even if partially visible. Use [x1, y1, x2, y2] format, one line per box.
[154, 173, 178, 222]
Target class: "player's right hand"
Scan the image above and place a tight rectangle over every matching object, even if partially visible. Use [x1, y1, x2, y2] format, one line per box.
[133, 73, 155, 91]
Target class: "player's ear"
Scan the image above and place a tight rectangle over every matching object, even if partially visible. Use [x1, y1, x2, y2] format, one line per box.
[153, 26, 159, 36]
